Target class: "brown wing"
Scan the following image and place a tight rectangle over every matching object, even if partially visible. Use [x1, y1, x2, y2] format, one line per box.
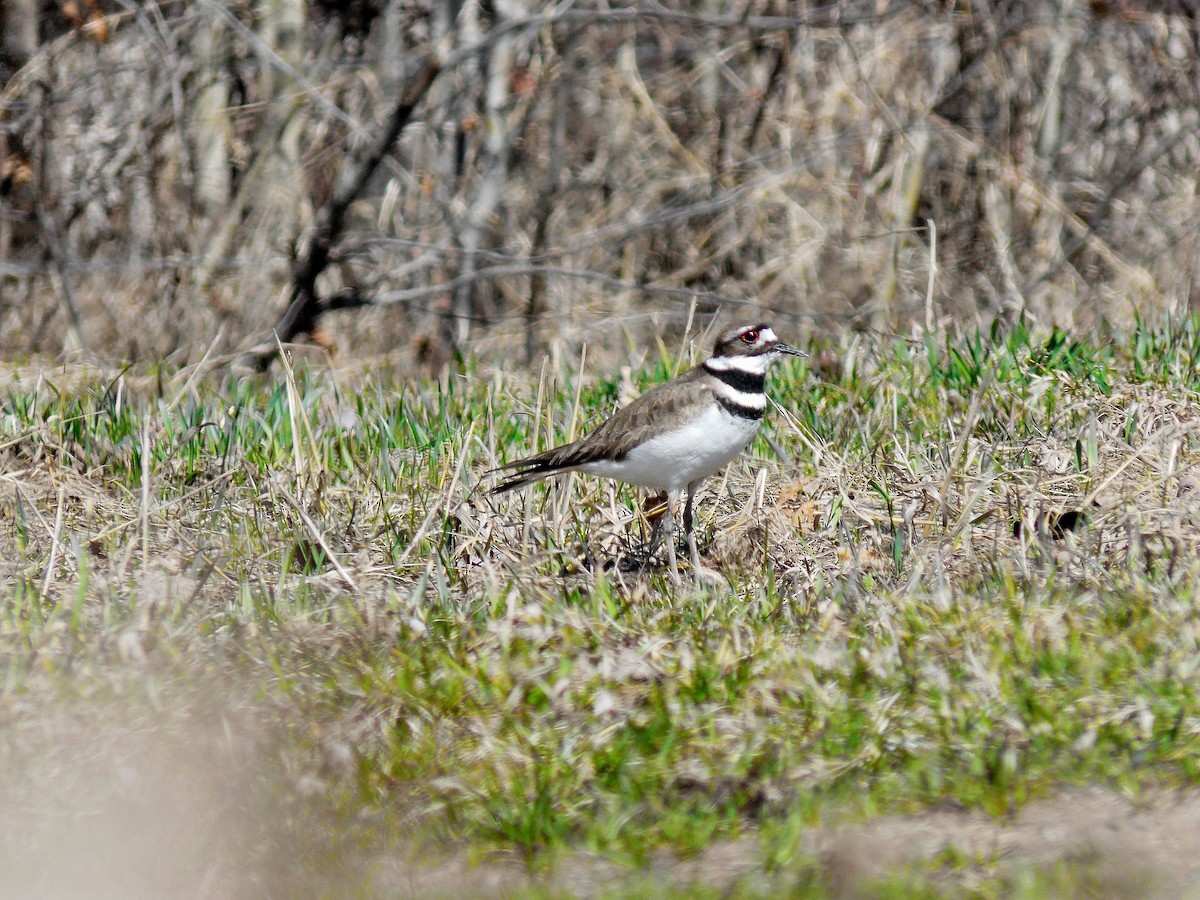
[488, 365, 710, 493]
[577, 366, 711, 460]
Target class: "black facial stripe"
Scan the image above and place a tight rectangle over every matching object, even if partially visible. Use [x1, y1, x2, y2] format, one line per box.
[716, 395, 765, 421]
[705, 364, 766, 394]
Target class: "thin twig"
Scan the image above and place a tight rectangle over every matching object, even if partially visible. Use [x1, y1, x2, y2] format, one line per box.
[40, 486, 67, 601]
[273, 479, 359, 592]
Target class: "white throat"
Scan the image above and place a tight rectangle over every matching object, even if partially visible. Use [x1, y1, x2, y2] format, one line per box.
[705, 352, 773, 375]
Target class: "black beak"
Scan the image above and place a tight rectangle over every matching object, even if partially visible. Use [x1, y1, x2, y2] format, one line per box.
[775, 342, 808, 358]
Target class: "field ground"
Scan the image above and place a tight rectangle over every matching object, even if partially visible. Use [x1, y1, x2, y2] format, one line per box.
[5, 318, 1200, 896]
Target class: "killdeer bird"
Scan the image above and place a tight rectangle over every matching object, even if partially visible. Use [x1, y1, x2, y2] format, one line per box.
[491, 323, 806, 580]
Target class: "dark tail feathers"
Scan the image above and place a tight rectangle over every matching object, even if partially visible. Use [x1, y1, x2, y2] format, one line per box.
[488, 443, 585, 494]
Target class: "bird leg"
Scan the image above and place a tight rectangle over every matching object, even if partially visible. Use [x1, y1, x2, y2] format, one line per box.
[643, 491, 681, 583]
[684, 479, 703, 575]
[662, 492, 681, 583]
[642, 493, 666, 562]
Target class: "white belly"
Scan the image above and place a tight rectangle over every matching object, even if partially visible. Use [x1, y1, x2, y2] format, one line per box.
[581, 404, 760, 493]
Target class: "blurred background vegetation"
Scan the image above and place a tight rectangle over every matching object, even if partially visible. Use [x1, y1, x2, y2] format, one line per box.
[2, 0, 1199, 370]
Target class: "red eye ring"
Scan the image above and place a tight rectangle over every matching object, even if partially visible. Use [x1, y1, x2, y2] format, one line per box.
[741, 329, 759, 343]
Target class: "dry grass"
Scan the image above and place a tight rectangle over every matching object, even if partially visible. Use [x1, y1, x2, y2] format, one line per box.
[4, 318, 1200, 894]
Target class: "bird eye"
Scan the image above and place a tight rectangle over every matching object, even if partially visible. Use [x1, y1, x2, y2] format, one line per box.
[741, 329, 759, 343]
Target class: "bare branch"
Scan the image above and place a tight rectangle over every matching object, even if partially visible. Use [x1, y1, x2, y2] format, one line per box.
[235, 55, 442, 373]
